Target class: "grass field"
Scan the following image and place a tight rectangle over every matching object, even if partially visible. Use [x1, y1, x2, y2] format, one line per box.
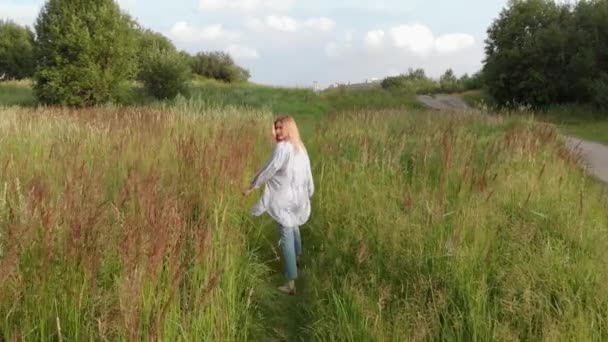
[0, 80, 37, 107]
[0, 79, 424, 117]
[462, 90, 608, 145]
[542, 104, 608, 145]
[0, 94, 607, 340]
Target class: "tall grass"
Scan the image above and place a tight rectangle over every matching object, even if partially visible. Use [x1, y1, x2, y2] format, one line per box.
[187, 80, 327, 117]
[461, 89, 498, 110]
[0, 102, 607, 340]
[0, 105, 276, 340]
[462, 90, 608, 144]
[302, 110, 608, 340]
[321, 86, 426, 112]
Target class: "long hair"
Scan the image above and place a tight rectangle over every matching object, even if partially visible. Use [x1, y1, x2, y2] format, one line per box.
[273, 115, 305, 151]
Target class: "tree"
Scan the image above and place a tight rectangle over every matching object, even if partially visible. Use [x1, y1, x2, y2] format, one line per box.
[134, 27, 177, 80]
[461, 71, 484, 90]
[34, 0, 137, 106]
[0, 20, 35, 79]
[140, 48, 190, 99]
[567, 0, 608, 107]
[404, 68, 427, 81]
[381, 68, 432, 90]
[439, 68, 461, 92]
[483, 0, 608, 109]
[190, 51, 250, 83]
[483, 0, 575, 108]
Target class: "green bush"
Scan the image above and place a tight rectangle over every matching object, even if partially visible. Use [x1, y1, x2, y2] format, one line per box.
[460, 71, 484, 91]
[381, 68, 429, 90]
[381, 68, 480, 95]
[0, 20, 35, 80]
[439, 68, 463, 93]
[590, 73, 608, 109]
[33, 0, 137, 106]
[134, 27, 177, 80]
[140, 49, 190, 99]
[190, 51, 250, 83]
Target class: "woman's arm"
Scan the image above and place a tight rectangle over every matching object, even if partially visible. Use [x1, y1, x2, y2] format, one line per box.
[249, 142, 289, 190]
[307, 158, 314, 198]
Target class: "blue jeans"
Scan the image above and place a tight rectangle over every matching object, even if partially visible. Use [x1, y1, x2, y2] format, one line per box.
[278, 225, 301, 281]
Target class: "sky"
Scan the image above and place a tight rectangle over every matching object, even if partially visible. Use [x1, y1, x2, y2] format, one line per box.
[1, 0, 513, 88]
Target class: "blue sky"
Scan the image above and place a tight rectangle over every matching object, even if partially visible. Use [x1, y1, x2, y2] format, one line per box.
[1, 0, 512, 87]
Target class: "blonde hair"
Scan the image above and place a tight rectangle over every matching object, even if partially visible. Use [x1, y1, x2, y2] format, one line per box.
[273, 115, 305, 151]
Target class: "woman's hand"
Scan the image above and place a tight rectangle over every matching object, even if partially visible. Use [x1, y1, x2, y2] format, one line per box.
[242, 188, 255, 197]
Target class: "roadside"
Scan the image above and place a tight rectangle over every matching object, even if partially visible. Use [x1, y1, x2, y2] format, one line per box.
[565, 137, 608, 183]
[416, 93, 608, 183]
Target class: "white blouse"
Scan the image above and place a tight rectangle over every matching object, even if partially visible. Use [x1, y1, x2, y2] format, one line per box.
[250, 141, 314, 227]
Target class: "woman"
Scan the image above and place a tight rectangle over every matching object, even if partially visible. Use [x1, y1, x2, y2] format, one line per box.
[243, 115, 314, 295]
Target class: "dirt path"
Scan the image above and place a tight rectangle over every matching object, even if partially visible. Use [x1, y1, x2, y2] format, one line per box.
[416, 94, 608, 183]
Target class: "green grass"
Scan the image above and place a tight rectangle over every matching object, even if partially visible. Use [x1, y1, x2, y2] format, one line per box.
[560, 121, 608, 144]
[1, 99, 607, 340]
[301, 110, 608, 340]
[186, 79, 328, 116]
[0, 80, 37, 106]
[541, 104, 608, 145]
[0, 105, 277, 340]
[461, 89, 498, 110]
[321, 85, 426, 112]
[0, 78, 428, 115]
[461, 90, 608, 145]
[165, 79, 427, 116]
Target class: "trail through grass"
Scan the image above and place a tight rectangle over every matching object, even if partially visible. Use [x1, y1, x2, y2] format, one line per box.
[1, 99, 608, 340]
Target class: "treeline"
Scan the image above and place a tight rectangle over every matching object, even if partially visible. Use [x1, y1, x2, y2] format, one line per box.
[0, 0, 250, 105]
[383, 0, 608, 111]
[484, 0, 608, 109]
[381, 68, 483, 94]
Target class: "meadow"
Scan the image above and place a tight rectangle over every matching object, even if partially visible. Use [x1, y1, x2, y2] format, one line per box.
[0, 80, 37, 107]
[462, 90, 608, 145]
[0, 81, 607, 340]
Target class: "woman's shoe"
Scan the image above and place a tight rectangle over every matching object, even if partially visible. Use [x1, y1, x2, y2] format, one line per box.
[278, 281, 296, 295]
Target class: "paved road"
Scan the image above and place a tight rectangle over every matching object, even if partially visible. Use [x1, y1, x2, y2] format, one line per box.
[416, 94, 471, 111]
[416, 94, 608, 183]
[565, 137, 608, 183]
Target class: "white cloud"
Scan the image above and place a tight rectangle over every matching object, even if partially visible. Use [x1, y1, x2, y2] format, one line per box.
[325, 29, 356, 59]
[265, 15, 298, 32]
[199, 0, 294, 12]
[0, 1, 138, 27]
[325, 42, 342, 59]
[322, 23, 481, 85]
[226, 44, 259, 59]
[434, 33, 475, 54]
[168, 21, 239, 43]
[303, 17, 336, 32]
[343, 30, 354, 42]
[245, 17, 266, 31]
[246, 16, 336, 33]
[390, 24, 435, 56]
[116, 0, 137, 10]
[0, 3, 41, 27]
[364, 30, 385, 49]
[352, 24, 475, 56]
